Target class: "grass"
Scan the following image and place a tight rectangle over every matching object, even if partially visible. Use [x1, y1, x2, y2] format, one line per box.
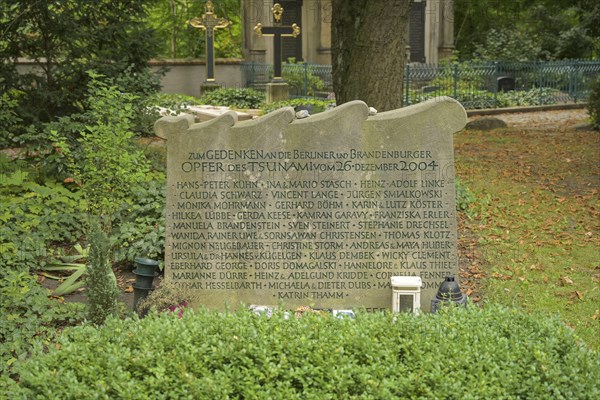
[455, 123, 599, 348]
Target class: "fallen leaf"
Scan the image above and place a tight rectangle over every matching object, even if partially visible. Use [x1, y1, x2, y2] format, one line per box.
[560, 276, 574, 286]
[575, 291, 584, 301]
[124, 286, 134, 293]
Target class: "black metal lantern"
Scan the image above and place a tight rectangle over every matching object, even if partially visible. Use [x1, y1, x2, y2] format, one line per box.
[430, 276, 467, 313]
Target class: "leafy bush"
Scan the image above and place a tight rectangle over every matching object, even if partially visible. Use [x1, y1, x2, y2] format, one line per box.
[0, 89, 23, 148]
[0, 161, 86, 272]
[54, 72, 150, 231]
[588, 77, 600, 130]
[0, 270, 84, 376]
[9, 305, 599, 398]
[0, 1, 159, 129]
[282, 62, 327, 97]
[86, 224, 121, 326]
[408, 87, 558, 109]
[198, 88, 265, 109]
[112, 172, 166, 268]
[112, 65, 164, 136]
[136, 281, 198, 317]
[261, 97, 335, 115]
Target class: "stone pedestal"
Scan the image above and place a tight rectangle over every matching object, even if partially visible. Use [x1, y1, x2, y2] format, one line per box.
[266, 82, 289, 103]
[200, 81, 221, 96]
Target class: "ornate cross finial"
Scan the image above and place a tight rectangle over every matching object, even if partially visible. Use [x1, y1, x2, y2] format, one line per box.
[272, 3, 284, 23]
[253, 2, 301, 81]
[188, 0, 231, 82]
[205, 0, 214, 14]
[189, 0, 230, 35]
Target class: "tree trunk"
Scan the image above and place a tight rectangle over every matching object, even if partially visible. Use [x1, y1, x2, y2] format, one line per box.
[331, 0, 412, 111]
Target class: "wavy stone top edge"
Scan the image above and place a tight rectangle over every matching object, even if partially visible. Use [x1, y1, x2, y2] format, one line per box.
[366, 96, 467, 134]
[154, 97, 466, 138]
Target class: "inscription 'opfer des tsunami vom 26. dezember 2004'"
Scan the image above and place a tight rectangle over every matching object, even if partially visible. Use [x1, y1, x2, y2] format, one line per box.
[156, 99, 467, 311]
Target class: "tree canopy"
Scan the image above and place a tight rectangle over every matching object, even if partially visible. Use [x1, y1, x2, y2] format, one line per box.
[454, 0, 600, 61]
[0, 0, 160, 126]
[145, 0, 242, 59]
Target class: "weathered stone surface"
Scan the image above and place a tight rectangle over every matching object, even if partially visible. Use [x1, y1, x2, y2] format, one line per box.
[465, 117, 508, 131]
[266, 82, 289, 103]
[157, 97, 467, 311]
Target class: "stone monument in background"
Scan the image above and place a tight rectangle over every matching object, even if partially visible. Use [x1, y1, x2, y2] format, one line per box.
[189, 0, 230, 94]
[253, 3, 301, 103]
[155, 97, 467, 312]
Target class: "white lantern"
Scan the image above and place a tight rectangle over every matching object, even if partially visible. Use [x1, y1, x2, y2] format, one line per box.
[391, 276, 422, 315]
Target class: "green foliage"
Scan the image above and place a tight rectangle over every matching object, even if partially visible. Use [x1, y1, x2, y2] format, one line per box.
[409, 87, 558, 110]
[112, 173, 166, 268]
[455, 177, 477, 217]
[0, 270, 84, 376]
[261, 98, 335, 115]
[136, 281, 197, 317]
[38, 244, 89, 297]
[9, 305, 600, 398]
[146, 92, 204, 113]
[473, 28, 544, 62]
[282, 62, 327, 97]
[85, 224, 121, 326]
[0, 89, 23, 148]
[145, 0, 242, 59]
[588, 77, 600, 130]
[0, 0, 161, 129]
[0, 161, 86, 272]
[56, 73, 151, 230]
[111, 65, 164, 136]
[198, 88, 265, 109]
[454, 0, 600, 60]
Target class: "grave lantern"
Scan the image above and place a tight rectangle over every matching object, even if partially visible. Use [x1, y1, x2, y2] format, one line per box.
[391, 276, 423, 315]
[430, 275, 467, 313]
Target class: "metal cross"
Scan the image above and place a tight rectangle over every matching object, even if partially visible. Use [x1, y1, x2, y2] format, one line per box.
[254, 3, 301, 82]
[189, 0, 230, 82]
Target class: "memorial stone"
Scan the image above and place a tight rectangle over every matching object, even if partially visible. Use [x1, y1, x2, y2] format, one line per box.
[155, 97, 467, 312]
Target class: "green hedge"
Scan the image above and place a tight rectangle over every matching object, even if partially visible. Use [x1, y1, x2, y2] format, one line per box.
[588, 77, 600, 130]
[6, 305, 599, 399]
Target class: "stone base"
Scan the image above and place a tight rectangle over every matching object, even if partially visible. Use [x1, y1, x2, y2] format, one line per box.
[200, 81, 221, 96]
[266, 82, 289, 103]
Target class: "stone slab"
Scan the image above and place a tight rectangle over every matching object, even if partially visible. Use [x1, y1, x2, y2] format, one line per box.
[266, 82, 289, 103]
[155, 97, 467, 312]
[186, 105, 253, 122]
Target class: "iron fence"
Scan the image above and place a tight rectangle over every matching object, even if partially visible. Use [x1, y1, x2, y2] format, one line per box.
[241, 60, 600, 108]
[241, 62, 333, 99]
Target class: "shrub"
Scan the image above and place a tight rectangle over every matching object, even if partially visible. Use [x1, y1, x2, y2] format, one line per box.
[9, 305, 600, 398]
[0, 160, 86, 272]
[198, 88, 265, 109]
[85, 224, 121, 326]
[54, 72, 150, 231]
[111, 172, 166, 269]
[282, 62, 327, 97]
[0, 270, 84, 376]
[588, 77, 600, 130]
[0, 89, 23, 148]
[136, 281, 198, 317]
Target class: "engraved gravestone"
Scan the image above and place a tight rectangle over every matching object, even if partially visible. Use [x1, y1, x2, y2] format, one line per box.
[155, 97, 467, 312]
